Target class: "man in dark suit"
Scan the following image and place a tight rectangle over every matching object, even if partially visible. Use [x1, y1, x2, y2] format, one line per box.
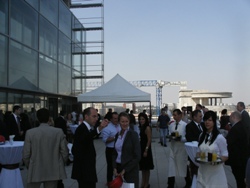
[186, 110, 203, 142]
[237, 101, 250, 156]
[185, 110, 203, 186]
[6, 105, 23, 141]
[71, 107, 109, 188]
[54, 110, 68, 188]
[226, 111, 248, 188]
[0, 118, 8, 140]
[55, 110, 67, 136]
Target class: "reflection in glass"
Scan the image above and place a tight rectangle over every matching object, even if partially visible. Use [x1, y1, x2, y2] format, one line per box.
[72, 16, 84, 54]
[72, 55, 81, 72]
[0, 0, 8, 34]
[9, 40, 38, 90]
[10, 0, 38, 49]
[39, 55, 57, 93]
[40, 0, 58, 27]
[0, 92, 7, 112]
[39, 16, 58, 60]
[0, 35, 7, 86]
[58, 63, 71, 95]
[58, 32, 71, 66]
[25, 0, 39, 11]
[72, 70, 82, 95]
[22, 94, 37, 113]
[59, 2, 71, 38]
[35, 95, 45, 109]
[8, 93, 22, 109]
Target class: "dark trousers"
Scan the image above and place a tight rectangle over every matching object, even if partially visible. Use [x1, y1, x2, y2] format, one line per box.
[168, 166, 192, 188]
[105, 147, 114, 182]
[77, 179, 95, 188]
[231, 165, 246, 188]
[168, 177, 175, 188]
[185, 165, 192, 187]
[57, 180, 64, 188]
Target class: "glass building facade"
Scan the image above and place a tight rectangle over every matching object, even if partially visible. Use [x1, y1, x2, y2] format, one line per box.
[0, 0, 86, 118]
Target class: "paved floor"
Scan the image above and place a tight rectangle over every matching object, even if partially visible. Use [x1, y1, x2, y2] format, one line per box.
[21, 128, 236, 188]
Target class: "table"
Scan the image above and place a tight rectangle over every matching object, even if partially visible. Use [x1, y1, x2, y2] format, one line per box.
[67, 143, 73, 161]
[0, 141, 24, 188]
[185, 142, 199, 166]
[185, 142, 199, 188]
[69, 124, 78, 134]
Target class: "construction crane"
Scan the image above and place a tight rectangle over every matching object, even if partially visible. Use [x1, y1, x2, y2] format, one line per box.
[130, 80, 187, 115]
[86, 80, 187, 115]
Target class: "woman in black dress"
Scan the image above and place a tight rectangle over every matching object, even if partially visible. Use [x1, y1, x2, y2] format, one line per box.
[138, 113, 154, 188]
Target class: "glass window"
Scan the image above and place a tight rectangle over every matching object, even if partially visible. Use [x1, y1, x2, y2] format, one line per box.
[0, 0, 8, 34]
[25, 0, 39, 11]
[72, 16, 85, 53]
[0, 92, 7, 113]
[0, 35, 7, 86]
[58, 63, 71, 95]
[59, 2, 71, 38]
[39, 16, 58, 60]
[58, 32, 71, 66]
[22, 94, 35, 112]
[9, 40, 38, 91]
[39, 54, 57, 93]
[40, 0, 58, 27]
[35, 95, 45, 109]
[72, 55, 81, 72]
[10, 0, 38, 49]
[8, 93, 22, 111]
[72, 70, 82, 94]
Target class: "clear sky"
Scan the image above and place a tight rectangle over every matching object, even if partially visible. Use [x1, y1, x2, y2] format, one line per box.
[74, 0, 250, 106]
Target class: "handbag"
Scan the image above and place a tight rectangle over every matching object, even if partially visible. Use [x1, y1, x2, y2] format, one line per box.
[121, 182, 134, 188]
[121, 177, 134, 188]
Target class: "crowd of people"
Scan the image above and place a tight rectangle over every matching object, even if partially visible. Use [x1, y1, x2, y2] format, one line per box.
[1, 102, 250, 188]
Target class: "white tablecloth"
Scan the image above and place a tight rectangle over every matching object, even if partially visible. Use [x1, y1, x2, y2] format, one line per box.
[0, 141, 24, 188]
[69, 124, 78, 134]
[184, 142, 199, 166]
[67, 143, 73, 161]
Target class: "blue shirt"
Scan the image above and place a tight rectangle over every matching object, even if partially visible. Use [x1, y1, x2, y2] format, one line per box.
[102, 122, 121, 148]
[157, 114, 170, 128]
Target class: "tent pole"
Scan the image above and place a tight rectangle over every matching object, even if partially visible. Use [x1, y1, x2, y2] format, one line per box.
[149, 101, 152, 125]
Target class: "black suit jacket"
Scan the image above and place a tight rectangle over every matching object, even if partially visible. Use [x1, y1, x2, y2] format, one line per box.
[112, 130, 141, 186]
[55, 116, 67, 136]
[226, 120, 248, 167]
[241, 110, 250, 127]
[241, 110, 250, 156]
[71, 123, 99, 182]
[6, 114, 22, 141]
[0, 120, 8, 140]
[185, 121, 202, 142]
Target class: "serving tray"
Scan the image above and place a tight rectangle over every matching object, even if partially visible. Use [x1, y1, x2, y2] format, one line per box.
[195, 157, 223, 165]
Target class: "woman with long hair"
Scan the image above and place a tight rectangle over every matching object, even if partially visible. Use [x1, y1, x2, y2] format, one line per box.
[197, 111, 228, 187]
[138, 113, 154, 188]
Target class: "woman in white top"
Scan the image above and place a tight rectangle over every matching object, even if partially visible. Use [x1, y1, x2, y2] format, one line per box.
[197, 110, 228, 188]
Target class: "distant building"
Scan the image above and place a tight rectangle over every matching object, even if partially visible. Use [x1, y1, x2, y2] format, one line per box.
[179, 89, 234, 116]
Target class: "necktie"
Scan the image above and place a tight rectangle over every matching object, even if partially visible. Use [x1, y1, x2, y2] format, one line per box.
[198, 124, 202, 132]
[205, 133, 209, 144]
[175, 122, 178, 130]
[16, 116, 21, 133]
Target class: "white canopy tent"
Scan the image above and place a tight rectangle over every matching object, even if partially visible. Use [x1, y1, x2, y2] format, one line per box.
[77, 74, 151, 103]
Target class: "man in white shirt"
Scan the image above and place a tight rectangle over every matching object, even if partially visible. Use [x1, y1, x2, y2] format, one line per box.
[168, 109, 190, 188]
[102, 112, 121, 185]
